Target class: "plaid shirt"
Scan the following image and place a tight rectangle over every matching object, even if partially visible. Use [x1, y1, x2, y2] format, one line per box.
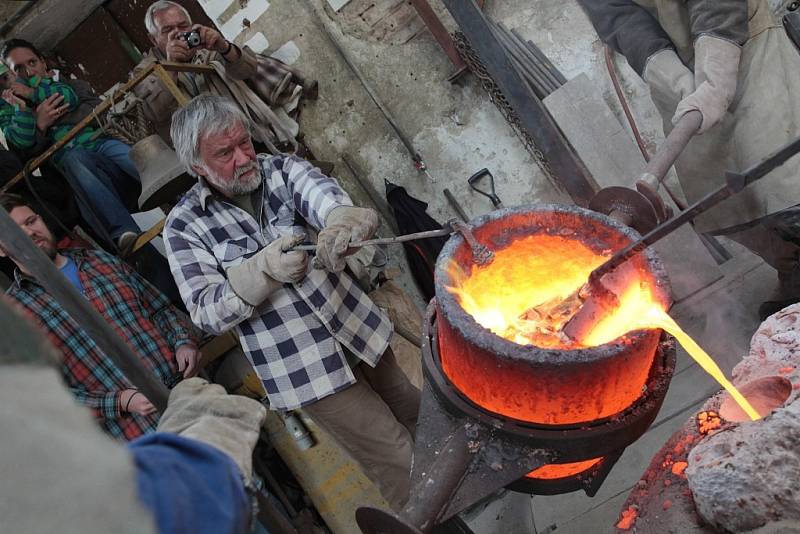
[6, 248, 198, 440]
[164, 154, 393, 410]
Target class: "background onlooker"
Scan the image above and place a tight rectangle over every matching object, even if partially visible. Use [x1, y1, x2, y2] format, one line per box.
[1, 194, 202, 440]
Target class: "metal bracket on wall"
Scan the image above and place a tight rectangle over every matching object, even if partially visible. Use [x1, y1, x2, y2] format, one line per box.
[408, 0, 486, 82]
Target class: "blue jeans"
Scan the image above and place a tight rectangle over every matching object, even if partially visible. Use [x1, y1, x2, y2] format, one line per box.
[56, 139, 141, 242]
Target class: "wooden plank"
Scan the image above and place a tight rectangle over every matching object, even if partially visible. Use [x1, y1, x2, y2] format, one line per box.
[543, 73, 723, 302]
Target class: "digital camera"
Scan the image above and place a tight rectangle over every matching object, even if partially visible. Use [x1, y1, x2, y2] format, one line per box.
[181, 30, 202, 48]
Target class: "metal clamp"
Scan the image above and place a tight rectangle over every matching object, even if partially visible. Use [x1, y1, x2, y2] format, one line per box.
[449, 219, 494, 265]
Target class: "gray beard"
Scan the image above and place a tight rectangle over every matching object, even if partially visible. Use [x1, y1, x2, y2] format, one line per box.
[205, 161, 261, 196]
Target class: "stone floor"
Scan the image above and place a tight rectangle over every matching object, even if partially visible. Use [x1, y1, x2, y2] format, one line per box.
[465, 243, 775, 534]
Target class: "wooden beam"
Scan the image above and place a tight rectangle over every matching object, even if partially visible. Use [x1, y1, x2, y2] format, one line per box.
[153, 63, 190, 107]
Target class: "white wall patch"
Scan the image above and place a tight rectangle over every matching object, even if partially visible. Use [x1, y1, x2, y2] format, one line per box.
[244, 32, 270, 53]
[270, 40, 301, 65]
[198, 0, 270, 41]
[327, 0, 353, 11]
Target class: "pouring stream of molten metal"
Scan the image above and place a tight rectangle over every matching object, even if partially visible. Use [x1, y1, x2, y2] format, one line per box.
[447, 234, 760, 421]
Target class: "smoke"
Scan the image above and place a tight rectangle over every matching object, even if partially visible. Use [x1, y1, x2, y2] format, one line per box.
[670, 280, 766, 376]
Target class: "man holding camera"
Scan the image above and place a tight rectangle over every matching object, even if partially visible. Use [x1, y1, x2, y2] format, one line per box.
[133, 1, 310, 153]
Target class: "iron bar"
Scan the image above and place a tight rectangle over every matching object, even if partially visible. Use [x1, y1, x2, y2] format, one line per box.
[512, 29, 567, 86]
[409, 0, 467, 73]
[489, 24, 554, 99]
[500, 24, 561, 94]
[441, 0, 597, 205]
[0, 206, 170, 410]
[294, 228, 451, 252]
[590, 133, 800, 284]
[443, 188, 470, 222]
[301, 0, 434, 181]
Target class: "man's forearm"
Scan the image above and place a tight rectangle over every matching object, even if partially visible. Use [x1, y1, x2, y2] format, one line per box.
[223, 44, 258, 80]
[578, 0, 675, 75]
[686, 0, 749, 45]
[71, 385, 124, 419]
[283, 155, 353, 230]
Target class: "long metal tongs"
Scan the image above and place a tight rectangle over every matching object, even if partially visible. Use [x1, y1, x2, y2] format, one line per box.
[294, 219, 494, 265]
[561, 129, 800, 340]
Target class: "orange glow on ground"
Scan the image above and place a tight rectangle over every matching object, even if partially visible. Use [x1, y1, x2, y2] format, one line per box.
[525, 457, 603, 480]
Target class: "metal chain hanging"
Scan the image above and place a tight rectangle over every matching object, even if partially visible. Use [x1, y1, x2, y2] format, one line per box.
[453, 31, 561, 193]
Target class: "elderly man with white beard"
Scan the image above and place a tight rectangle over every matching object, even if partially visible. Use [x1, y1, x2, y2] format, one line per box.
[163, 95, 421, 510]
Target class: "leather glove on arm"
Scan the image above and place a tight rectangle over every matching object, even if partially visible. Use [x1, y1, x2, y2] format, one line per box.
[227, 234, 309, 306]
[643, 49, 695, 112]
[314, 206, 379, 272]
[156, 377, 267, 484]
[673, 35, 741, 133]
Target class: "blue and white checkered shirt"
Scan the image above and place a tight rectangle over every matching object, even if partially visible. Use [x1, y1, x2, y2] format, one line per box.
[163, 154, 393, 410]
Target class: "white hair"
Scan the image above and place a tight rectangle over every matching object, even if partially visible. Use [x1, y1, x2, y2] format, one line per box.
[170, 94, 252, 177]
[144, 1, 192, 36]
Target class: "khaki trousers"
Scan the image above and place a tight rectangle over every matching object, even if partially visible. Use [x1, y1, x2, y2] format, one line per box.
[303, 347, 421, 511]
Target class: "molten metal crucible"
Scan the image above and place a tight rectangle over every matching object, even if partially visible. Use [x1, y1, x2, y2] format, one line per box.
[357, 205, 676, 534]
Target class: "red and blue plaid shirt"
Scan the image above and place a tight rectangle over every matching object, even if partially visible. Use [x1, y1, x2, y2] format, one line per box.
[6, 248, 199, 441]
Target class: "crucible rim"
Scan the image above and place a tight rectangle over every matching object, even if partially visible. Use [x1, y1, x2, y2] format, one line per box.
[433, 203, 672, 366]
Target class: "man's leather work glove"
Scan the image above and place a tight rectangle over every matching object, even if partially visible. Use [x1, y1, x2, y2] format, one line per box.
[157, 378, 267, 484]
[673, 35, 741, 134]
[227, 234, 308, 305]
[314, 206, 379, 273]
[643, 48, 696, 112]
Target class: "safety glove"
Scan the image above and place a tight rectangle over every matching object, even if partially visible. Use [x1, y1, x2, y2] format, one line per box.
[673, 35, 741, 134]
[643, 48, 696, 113]
[227, 234, 308, 305]
[314, 206, 379, 272]
[156, 378, 267, 484]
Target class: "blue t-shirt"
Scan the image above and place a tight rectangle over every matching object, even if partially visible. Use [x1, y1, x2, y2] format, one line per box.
[59, 256, 83, 293]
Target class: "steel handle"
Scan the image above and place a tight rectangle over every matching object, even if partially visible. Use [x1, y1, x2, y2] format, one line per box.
[468, 168, 502, 208]
[637, 110, 702, 189]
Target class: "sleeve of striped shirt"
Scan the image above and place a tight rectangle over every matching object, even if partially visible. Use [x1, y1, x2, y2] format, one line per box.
[110, 251, 198, 350]
[4, 108, 37, 149]
[281, 155, 353, 229]
[164, 210, 257, 335]
[30, 78, 79, 109]
[69, 382, 122, 420]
